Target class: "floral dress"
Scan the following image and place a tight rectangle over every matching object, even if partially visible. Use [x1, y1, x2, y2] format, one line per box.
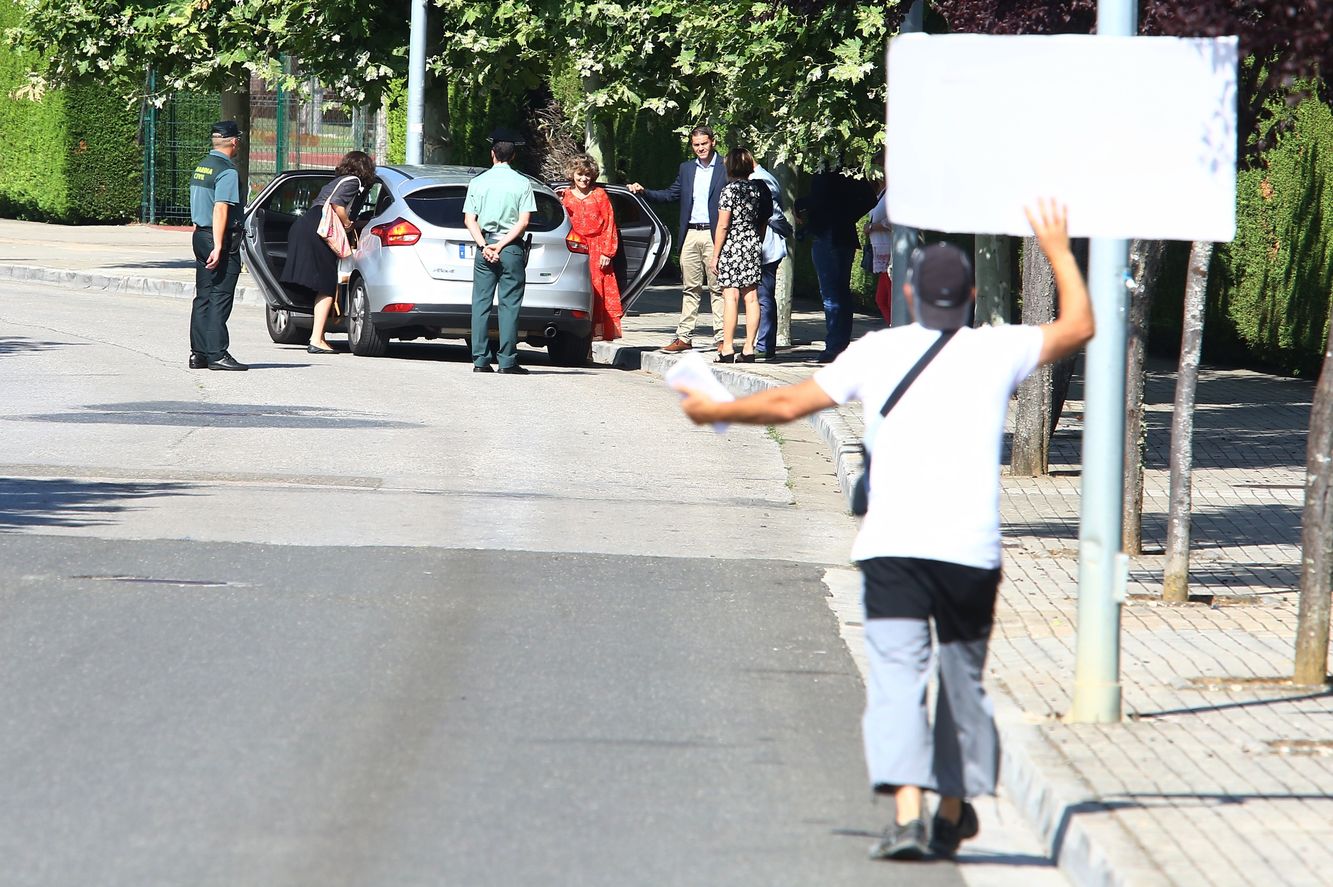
[561, 186, 623, 340]
[716, 180, 766, 289]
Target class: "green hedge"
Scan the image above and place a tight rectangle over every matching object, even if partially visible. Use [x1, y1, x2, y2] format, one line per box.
[1213, 90, 1333, 376]
[0, 0, 141, 223]
[384, 79, 526, 168]
[1148, 88, 1333, 376]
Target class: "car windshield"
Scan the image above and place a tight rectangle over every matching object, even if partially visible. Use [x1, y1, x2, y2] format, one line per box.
[404, 186, 564, 232]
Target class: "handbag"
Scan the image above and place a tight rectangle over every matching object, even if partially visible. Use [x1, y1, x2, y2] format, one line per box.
[850, 329, 958, 516]
[318, 175, 361, 259]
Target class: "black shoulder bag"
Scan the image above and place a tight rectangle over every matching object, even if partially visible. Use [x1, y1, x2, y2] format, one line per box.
[850, 329, 958, 516]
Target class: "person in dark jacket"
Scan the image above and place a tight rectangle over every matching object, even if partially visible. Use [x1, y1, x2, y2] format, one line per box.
[280, 151, 376, 353]
[629, 126, 726, 353]
[796, 166, 878, 361]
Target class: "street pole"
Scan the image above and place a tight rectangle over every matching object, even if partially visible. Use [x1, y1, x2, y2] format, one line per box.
[1068, 0, 1136, 724]
[275, 79, 287, 173]
[889, 0, 925, 327]
[405, 0, 427, 165]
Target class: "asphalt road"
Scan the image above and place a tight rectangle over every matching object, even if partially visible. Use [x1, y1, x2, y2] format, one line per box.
[0, 282, 965, 886]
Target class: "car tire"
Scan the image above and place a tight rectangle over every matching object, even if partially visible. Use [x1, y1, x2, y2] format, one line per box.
[548, 330, 591, 367]
[348, 276, 389, 357]
[266, 306, 305, 345]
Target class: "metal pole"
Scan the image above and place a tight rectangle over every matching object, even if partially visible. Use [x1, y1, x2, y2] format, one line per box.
[276, 68, 287, 173]
[147, 70, 157, 224]
[888, 0, 924, 327]
[405, 0, 426, 165]
[1068, 0, 1136, 724]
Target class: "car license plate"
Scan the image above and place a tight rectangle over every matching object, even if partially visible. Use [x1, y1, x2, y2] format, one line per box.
[456, 242, 475, 260]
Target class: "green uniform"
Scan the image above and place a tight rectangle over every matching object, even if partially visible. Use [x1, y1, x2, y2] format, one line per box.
[464, 163, 537, 369]
[188, 150, 243, 361]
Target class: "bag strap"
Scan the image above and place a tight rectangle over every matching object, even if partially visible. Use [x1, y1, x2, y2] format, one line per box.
[322, 175, 362, 208]
[863, 328, 959, 458]
[861, 329, 958, 451]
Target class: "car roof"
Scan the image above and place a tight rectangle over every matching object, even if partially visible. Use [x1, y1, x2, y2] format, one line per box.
[379, 164, 559, 197]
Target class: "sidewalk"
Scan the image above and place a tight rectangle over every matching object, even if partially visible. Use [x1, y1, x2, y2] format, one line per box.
[4, 219, 1331, 886]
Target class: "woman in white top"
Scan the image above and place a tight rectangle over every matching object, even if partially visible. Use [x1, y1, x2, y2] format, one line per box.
[865, 190, 893, 324]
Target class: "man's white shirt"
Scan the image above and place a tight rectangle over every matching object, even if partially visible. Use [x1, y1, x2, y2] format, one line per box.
[814, 323, 1043, 569]
[689, 155, 717, 225]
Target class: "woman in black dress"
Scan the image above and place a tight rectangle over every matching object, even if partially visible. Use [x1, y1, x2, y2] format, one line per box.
[709, 148, 771, 362]
[280, 150, 375, 353]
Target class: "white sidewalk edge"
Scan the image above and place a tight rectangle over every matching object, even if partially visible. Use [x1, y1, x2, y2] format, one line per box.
[0, 263, 265, 307]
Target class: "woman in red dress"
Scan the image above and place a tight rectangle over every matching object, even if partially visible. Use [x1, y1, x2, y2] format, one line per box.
[561, 154, 623, 341]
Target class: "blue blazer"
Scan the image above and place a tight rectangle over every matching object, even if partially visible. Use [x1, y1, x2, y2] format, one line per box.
[644, 155, 726, 244]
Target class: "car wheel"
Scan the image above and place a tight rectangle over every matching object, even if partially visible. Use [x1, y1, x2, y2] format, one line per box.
[266, 306, 305, 345]
[347, 276, 389, 357]
[548, 330, 591, 367]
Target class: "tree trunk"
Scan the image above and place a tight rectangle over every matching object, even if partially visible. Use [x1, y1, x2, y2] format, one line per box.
[1122, 239, 1166, 554]
[1294, 321, 1333, 684]
[974, 235, 1012, 327]
[1011, 237, 1057, 476]
[772, 162, 800, 347]
[422, 76, 450, 163]
[1163, 240, 1212, 602]
[219, 68, 251, 197]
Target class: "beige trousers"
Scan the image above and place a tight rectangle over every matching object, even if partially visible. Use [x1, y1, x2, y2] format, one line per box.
[677, 227, 724, 343]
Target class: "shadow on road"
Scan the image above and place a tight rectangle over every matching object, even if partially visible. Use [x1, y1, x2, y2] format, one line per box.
[0, 336, 86, 358]
[0, 476, 196, 529]
[12, 401, 419, 429]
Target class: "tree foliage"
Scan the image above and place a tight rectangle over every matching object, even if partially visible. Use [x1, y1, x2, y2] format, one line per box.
[4, 0, 407, 104]
[427, 0, 903, 172]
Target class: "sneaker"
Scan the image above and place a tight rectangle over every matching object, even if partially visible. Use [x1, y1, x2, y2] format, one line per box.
[929, 801, 979, 859]
[869, 818, 929, 861]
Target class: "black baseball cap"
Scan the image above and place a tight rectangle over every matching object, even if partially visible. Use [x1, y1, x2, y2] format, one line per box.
[210, 120, 243, 139]
[908, 243, 974, 330]
[488, 126, 525, 146]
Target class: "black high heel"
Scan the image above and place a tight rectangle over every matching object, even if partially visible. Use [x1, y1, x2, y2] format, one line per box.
[715, 352, 736, 364]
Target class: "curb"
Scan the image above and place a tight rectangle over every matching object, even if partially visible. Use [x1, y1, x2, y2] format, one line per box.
[592, 337, 1148, 887]
[992, 694, 1166, 887]
[0, 264, 266, 308]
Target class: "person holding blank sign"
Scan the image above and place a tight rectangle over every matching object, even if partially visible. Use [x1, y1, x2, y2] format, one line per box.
[674, 199, 1094, 862]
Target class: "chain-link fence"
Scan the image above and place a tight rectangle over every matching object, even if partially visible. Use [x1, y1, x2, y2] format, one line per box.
[140, 72, 380, 224]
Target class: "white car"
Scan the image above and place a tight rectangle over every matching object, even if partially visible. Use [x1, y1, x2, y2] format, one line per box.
[242, 164, 670, 365]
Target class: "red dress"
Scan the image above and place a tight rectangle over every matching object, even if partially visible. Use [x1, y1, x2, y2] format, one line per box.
[561, 186, 623, 340]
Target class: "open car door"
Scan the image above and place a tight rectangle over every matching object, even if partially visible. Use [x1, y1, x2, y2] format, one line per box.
[241, 171, 336, 312]
[550, 183, 670, 311]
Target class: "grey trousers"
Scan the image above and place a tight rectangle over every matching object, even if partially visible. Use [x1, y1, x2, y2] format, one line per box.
[859, 557, 1001, 799]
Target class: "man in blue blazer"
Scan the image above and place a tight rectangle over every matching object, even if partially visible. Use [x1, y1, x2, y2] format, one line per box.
[629, 126, 726, 352]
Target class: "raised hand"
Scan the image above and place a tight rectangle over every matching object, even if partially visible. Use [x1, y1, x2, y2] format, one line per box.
[1024, 198, 1072, 261]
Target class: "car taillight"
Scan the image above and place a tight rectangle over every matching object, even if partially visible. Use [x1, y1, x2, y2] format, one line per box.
[371, 218, 421, 246]
[571, 310, 589, 319]
[565, 231, 589, 254]
[382, 303, 415, 312]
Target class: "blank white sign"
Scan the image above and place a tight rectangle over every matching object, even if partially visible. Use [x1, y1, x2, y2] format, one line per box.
[886, 34, 1238, 241]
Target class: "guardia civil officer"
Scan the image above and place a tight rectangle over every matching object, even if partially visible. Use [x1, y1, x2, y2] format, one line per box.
[188, 120, 247, 371]
[463, 128, 536, 375]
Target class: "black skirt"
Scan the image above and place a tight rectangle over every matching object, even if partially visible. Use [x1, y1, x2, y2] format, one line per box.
[280, 206, 338, 297]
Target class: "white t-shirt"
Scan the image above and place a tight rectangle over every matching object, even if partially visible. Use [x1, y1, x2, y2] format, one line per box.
[814, 323, 1044, 569]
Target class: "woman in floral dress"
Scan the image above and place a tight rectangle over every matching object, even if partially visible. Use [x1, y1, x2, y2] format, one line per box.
[709, 148, 771, 362]
[561, 154, 623, 343]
